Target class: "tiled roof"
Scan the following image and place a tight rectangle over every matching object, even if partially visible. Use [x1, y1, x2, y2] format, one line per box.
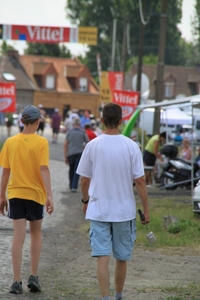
[0, 54, 36, 90]
[125, 64, 200, 98]
[66, 65, 81, 77]
[187, 73, 200, 83]
[33, 62, 51, 75]
[19, 55, 99, 94]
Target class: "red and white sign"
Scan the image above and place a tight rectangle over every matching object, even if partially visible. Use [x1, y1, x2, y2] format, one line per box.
[2, 24, 78, 43]
[0, 83, 16, 112]
[108, 72, 124, 91]
[112, 90, 139, 120]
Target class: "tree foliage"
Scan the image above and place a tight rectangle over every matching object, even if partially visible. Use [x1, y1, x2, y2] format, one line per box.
[25, 43, 72, 58]
[66, 0, 190, 77]
[0, 41, 15, 56]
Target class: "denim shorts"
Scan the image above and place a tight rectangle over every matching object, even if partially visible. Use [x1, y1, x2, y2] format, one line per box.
[8, 198, 44, 221]
[89, 219, 136, 260]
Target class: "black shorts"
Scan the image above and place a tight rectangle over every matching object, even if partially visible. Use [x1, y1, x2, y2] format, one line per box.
[8, 198, 44, 221]
[143, 150, 156, 166]
[53, 127, 59, 134]
[37, 122, 44, 131]
[37, 122, 45, 132]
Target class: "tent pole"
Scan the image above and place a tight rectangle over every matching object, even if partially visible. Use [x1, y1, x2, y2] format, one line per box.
[191, 103, 194, 196]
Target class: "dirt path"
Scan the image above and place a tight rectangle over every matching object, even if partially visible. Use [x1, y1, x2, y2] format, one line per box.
[1, 161, 200, 300]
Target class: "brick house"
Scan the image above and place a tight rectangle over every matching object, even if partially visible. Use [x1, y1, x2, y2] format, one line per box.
[125, 64, 200, 100]
[0, 50, 100, 119]
[0, 50, 35, 108]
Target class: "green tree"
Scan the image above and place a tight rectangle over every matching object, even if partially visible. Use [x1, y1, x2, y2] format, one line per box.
[66, 0, 186, 76]
[0, 41, 15, 56]
[25, 43, 72, 58]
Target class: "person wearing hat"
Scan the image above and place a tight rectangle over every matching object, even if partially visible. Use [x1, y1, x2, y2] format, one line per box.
[0, 105, 54, 294]
[51, 108, 61, 143]
[143, 131, 166, 185]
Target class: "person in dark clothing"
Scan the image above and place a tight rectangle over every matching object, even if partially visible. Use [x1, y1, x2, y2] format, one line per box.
[63, 118, 89, 192]
[51, 108, 61, 143]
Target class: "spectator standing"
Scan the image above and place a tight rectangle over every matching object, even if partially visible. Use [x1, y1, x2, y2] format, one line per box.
[37, 104, 46, 136]
[18, 109, 24, 132]
[76, 103, 149, 300]
[80, 110, 91, 128]
[179, 139, 192, 160]
[64, 112, 74, 134]
[143, 132, 166, 185]
[84, 123, 97, 141]
[0, 105, 53, 294]
[51, 108, 61, 143]
[181, 128, 190, 140]
[5, 113, 14, 137]
[64, 117, 89, 192]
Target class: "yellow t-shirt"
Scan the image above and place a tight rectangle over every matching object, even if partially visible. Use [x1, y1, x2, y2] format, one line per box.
[0, 133, 49, 205]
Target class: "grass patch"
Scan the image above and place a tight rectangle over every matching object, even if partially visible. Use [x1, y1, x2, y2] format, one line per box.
[164, 281, 200, 299]
[135, 195, 200, 251]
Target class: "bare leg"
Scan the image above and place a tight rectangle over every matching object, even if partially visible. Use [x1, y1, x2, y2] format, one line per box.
[145, 170, 152, 185]
[115, 260, 127, 293]
[97, 256, 110, 297]
[12, 219, 26, 281]
[29, 219, 42, 275]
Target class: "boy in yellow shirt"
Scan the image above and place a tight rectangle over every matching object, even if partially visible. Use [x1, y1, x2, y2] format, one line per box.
[0, 105, 54, 294]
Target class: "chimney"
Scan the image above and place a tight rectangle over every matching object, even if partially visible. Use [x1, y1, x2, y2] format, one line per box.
[7, 50, 19, 60]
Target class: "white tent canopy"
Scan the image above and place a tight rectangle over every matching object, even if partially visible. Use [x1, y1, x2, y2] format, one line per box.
[160, 107, 192, 125]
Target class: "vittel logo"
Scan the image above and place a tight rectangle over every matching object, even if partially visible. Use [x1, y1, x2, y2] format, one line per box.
[113, 92, 138, 105]
[114, 74, 123, 90]
[27, 26, 64, 41]
[0, 85, 15, 96]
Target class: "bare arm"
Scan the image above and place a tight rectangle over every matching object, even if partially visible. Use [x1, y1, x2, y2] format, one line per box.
[134, 175, 150, 225]
[80, 176, 90, 215]
[63, 140, 68, 164]
[153, 140, 159, 156]
[186, 148, 192, 160]
[40, 165, 54, 214]
[0, 168, 10, 215]
[154, 140, 163, 159]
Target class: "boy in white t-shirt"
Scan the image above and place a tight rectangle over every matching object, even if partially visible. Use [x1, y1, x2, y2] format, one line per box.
[76, 103, 150, 300]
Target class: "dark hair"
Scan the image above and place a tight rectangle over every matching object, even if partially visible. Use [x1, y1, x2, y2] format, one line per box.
[102, 103, 122, 128]
[84, 124, 91, 129]
[160, 131, 166, 139]
[21, 114, 38, 125]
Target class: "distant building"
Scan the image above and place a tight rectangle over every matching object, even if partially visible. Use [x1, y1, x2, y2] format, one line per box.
[125, 64, 200, 100]
[0, 50, 100, 119]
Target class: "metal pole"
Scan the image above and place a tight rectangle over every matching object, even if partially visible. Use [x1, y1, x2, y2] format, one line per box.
[111, 19, 117, 71]
[191, 103, 194, 196]
[153, 0, 168, 134]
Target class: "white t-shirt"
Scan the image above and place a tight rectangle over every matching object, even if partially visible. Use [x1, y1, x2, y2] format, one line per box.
[76, 134, 144, 222]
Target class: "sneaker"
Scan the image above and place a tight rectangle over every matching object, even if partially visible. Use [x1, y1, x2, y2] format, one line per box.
[9, 281, 23, 294]
[71, 189, 77, 193]
[27, 275, 41, 292]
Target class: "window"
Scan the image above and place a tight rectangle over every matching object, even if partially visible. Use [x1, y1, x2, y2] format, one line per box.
[3, 72, 16, 81]
[46, 75, 55, 89]
[164, 82, 174, 98]
[79, 77, 88, 92]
